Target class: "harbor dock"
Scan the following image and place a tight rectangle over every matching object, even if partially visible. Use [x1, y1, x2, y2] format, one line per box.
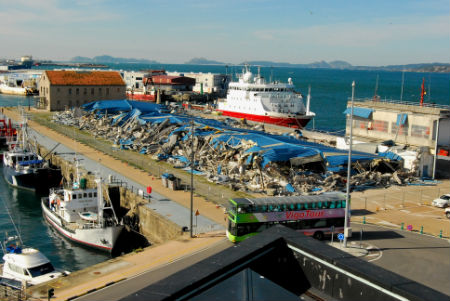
[1, 107, 449, 300]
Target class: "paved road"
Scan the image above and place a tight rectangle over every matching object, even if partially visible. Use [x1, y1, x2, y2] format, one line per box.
[346, 223, 450, 296]
[75, 223, 450, 300]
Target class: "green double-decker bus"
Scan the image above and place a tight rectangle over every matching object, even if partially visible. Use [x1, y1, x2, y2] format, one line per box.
[226, 192, 348, 242]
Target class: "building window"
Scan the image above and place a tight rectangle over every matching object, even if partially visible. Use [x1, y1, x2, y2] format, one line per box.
[91, 88, 94, 95]
[57, 88, 60, 93]
[372, 120, 388, 132]
[84, 88, 87, 95]
[99, 87, 102, 95]
[411, 125, 430, 139]
[106, 88, 109, 95]
[354, 119, 368, 129]
[117, 88, 120, 92]
[76, 88, 79, 95]
[68, 88, 72, 95]
[391, 122, 408, 135]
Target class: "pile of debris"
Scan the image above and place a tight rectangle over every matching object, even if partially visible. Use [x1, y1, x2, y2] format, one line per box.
[52, 101, 420, 196]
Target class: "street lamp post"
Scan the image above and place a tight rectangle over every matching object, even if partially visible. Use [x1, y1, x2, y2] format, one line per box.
[344, 81, 355, 248]
[190, 119, 195, 238]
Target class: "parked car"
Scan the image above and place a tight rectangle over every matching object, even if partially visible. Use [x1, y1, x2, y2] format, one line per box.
[432, 194, 450, 208]
[445, 207, 450, 219]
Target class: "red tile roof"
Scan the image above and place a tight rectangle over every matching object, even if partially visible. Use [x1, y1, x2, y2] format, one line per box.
[45, 70, 125, 86]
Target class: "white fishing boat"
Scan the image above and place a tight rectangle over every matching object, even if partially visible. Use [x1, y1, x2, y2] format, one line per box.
[41, 173, 124, 253]
[216, 65, 315, 128]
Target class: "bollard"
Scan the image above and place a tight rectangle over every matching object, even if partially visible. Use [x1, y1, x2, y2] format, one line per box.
[439, 230, 443, 238]
[363, 216, 366, 224]
[401, 222, 404, 230]
[420, 226, 423, 234]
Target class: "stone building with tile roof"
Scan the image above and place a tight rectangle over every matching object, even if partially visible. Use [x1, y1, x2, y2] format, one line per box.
[38, 70, 126, 111]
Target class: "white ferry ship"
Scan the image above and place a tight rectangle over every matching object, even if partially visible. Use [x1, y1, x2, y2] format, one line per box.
[217, 66, 315, 128]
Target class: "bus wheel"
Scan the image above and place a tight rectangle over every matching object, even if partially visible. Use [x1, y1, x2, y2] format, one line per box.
[313, 231, 324, 240]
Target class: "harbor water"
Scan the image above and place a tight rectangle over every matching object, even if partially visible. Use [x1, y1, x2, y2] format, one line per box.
[1, 65, 449, 272]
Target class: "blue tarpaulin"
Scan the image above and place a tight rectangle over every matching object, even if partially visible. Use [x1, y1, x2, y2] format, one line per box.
[18, 159, 43, 166]
[396, 113, 408, 126]
[343, 107, 373, 119]
[285, 183, 295, 193]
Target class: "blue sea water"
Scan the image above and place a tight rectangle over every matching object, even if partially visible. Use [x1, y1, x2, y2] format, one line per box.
[1, 64, 449, 272]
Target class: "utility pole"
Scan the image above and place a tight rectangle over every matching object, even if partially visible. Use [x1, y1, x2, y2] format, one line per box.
[190, 119, 195, 238]
[344, 81, 355, 248]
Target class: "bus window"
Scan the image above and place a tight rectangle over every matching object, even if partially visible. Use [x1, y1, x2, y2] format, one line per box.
[290, 204, 295, 210]
[336, 201, 341, 208]
[322, 201, 328, 208]
[304, 203, 308, 209]
[297, 203, 302, 210]
[342, 200, 346, 208]
[282, 204, 287, 211]
[311, 202, 316, 209]
[330, 201, 335, 209]
[317, 202, 322, 208]
[314, 219, 327, 228]
[269, 205, 273, 211]
[262, 205, 267, 212]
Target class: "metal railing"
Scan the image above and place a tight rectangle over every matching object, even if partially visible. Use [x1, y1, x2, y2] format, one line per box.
[350, 97, 450, 110]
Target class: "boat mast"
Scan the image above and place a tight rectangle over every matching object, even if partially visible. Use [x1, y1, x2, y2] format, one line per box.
[306, 85, 311, 115]
[400, 70, 405, 102]
[95, 177, 104, 225]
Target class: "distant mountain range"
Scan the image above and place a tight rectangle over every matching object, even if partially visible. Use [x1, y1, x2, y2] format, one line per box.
[185, 58, 450, 73]
[70, 55, 159, 64]
[68, 56, 450, 73]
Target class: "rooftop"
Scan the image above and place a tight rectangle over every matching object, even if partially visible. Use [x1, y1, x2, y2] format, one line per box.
[45, 70, 125, 86]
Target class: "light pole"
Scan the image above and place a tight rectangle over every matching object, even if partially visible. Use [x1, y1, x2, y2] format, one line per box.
[344, 81, 355, 248]
[190, 119, 195, 238]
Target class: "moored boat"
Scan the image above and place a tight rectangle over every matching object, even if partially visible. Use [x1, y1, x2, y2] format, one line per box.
[41, 175, 124, 253]
[1, 242, 66, 286]
[216, 66, 315, 128]
[2, 115, 61, 192]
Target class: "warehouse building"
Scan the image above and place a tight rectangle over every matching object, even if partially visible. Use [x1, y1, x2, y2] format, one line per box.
[38, 70, 126, 111]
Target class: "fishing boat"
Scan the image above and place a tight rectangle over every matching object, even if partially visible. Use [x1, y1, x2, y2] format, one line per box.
[216, 66, 315, 128]
[2, 115, 61, 192]
[41, 174, 124, 253]
[0, 115, 17, 150]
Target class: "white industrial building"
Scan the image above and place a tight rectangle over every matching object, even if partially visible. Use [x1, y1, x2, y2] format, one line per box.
[341, 98, 450, 178]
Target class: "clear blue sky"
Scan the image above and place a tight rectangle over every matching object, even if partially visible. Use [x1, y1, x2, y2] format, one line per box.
[1, 0, 449, 66]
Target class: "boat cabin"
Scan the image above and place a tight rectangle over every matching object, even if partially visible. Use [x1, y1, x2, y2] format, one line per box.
[2, 246, 63, 286]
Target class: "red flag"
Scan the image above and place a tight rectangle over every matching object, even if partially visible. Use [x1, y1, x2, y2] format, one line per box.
[420, 77, 426, 106]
